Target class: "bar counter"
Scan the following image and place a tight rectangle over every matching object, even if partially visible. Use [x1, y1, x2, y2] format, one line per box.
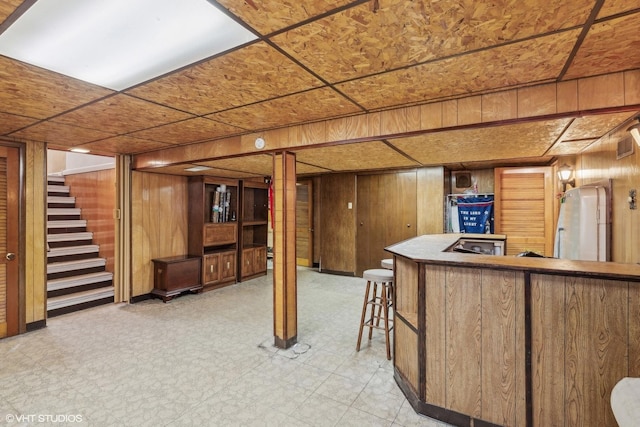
[385, 234, 640, 427]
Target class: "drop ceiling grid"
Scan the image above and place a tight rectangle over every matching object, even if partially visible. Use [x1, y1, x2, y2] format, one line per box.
[0, 112, 38, 135]
[214, 0, 356, 35]
[206, 87, 363, 130]
[11, 121, 115, 146]
[294, 140, 419, 171]
[270, 0, 595, 84]
[0, 56, 113, 119]
[126, 41, 325, 116]
[129, 117, 245, 145]
[562, 13, 640, 80]
[51, 94, 194, 135]
[78, 136, 174, 155]
[389, 119, 573, 165]
[334, 30, 582, 111]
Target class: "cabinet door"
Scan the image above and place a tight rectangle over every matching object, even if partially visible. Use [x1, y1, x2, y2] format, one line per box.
[242, 248, 254, 277]
[202, 253, 221, 285]
[253, 246, 267, 274]
[220, 251, 236, 282]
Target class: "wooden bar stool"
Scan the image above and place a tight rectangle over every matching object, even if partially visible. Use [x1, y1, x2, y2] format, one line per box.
[356, 268, 394, 360]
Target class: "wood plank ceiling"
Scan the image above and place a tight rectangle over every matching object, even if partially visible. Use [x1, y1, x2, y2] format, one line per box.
[0, 0, 639, 178]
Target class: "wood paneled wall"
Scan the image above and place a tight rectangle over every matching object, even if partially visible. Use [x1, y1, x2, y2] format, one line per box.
[319, 173, 356, 274]
[578, 123, 640, 264]
[65, 169, 116, 273]
[319, 167, 447, 274]
[131, 171, 188, 297]
[25, 141, 46, 325]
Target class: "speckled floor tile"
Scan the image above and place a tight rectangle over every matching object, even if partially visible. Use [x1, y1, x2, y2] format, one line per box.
[0, 268, 451, 427]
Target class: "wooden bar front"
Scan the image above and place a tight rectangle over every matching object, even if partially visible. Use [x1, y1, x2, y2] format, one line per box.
[386, 234, 640, 427]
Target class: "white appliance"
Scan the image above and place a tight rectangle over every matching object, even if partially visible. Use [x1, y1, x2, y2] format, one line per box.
[553, 183, 611, 261]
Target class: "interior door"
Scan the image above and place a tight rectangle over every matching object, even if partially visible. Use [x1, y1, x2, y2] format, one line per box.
[296, 180, 313, 267]
[357, 171, 417, 275]
[0, 146, 20, 338]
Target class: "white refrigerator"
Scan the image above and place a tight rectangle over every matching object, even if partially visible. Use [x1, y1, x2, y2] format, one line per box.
[553, 183, 610, 261]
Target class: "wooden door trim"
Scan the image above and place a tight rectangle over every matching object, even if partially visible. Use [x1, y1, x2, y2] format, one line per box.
[0, 142, 26, 336]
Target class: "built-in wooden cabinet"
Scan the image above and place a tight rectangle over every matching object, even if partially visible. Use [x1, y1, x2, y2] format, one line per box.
[188, 176, 239, 289]
[239, 181, 269, 280]
[188, 177, 268, 288]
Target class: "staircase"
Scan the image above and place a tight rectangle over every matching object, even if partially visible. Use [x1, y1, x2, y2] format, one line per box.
[47, 176, 114, 317]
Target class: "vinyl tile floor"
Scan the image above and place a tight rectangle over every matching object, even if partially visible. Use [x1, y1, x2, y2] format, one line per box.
[0, 268, 453, 427]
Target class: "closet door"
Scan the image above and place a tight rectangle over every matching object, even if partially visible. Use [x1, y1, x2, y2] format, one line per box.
[0, 146, 20, 338]
[356, 171, 417, 275]
[494, 167, 554, 256]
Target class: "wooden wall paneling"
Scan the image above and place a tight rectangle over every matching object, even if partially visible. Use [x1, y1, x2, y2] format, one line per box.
[457, 96, 482, 126]
[565, 277, 628, 427]
[319, 173, 356, 273]
[630, 284, 640, 377]
[530, 274, 566, 426]
[445, 266, 482, 418]
[406, 105, 422, 132]
[557, 80, 579, 114]
[395, 319, 419, 393]
[356, 174, 379, 274]
[65, 169, 116, 273]
[424, 264, 446, 406]
[420, 102, 443, 130]
[394, 256, 418, 325]
[518, 83, 557, 118]
[312, 176, 321, 265]
[367, 112, 382, 138]
[577, 73, 625, 111]
[480, 269, 519, 426]
[625, 69, 640, 105]
[130, 172, 188, 297]
[482, 90, 518, 122]
[442, 100, 458, 127]
[25, 141, 46, 324]
[300, 121, 327, 146]
[416, 167, 445, 235]
[380, 108, 406, 135]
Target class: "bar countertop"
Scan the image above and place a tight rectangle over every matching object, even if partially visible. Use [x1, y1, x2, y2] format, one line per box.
[385, 234, 640, 282]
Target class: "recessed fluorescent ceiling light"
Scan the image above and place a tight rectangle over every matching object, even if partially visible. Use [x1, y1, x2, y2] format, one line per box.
[0, 0, 256, 90]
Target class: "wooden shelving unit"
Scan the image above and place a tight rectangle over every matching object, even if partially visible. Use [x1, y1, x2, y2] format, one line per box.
[239, 180, 269, 281]
[188, 176, 239, 290]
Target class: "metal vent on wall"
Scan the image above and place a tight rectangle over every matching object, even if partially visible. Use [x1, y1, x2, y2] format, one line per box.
[617, 136, 634, 159]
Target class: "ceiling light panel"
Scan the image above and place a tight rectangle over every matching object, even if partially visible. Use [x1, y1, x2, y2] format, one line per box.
[0, 0, 257, 90]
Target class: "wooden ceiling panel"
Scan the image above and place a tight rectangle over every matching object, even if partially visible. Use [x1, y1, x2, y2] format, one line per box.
[296, 162, 332, 175]
[273, 0, 594, 83]
[390, 119, 572, 165]
[198, 154, 274, 177]
[126, 42, 324, 115]
[559, 112, 637, 141]
[563, 12, 640, 80]
[207, 87, 362, 130]
[80, 136, 172, 155]
[547, 139, 597, 156]
[53, 94, 193, 135]
[0, 112, 38, 135]
[0, 0, 22, 20]
[11, 121, 114, 146]
[139, 164, 263, 179]
[130, 118, 245, 145]
[597, 0, 639, 18]
[215, 0, 353, 34]
[335, 31, 580, 111]
[0, 57, 113, 119]
[294, 140, 419, 171]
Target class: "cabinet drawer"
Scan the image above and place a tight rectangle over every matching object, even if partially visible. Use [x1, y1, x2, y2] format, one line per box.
[203, 223, 237, 246]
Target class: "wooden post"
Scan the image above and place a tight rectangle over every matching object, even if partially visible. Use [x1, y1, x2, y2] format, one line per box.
[272, 152, 297, 348]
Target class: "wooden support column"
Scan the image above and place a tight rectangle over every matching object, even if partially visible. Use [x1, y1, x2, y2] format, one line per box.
[272, 152, 297, 349]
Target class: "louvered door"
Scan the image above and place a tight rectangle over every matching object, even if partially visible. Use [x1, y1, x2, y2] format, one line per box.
[494, 167, 554, 256]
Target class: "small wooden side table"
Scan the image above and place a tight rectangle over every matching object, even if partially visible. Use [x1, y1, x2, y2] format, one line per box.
[151, 255, 202, 302]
